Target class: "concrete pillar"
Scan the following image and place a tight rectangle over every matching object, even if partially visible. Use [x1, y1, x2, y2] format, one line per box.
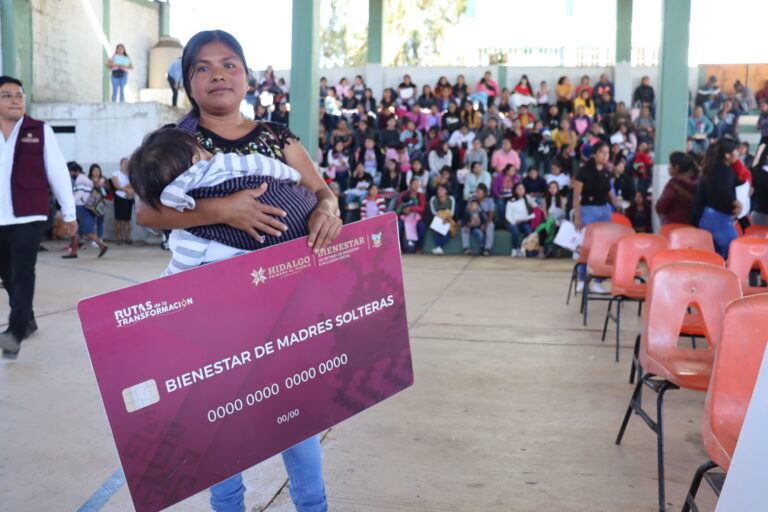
[614, 0, 632, 105]
[0, 0, 15, 77]
[289, 0, 320, 163]
[159, 1, 170, 38]
[366, 0, 384, 100]
[497, 65, 507, 92]
[652, 0, 692, 229]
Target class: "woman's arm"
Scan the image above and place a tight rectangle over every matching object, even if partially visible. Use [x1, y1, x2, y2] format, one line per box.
[283, 139, 343, 251]
[135, 185, 289, 242]
[572, 180, 583, 230]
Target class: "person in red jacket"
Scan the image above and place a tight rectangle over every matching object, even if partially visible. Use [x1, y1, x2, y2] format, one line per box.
[655, 151, 699, 225]
[395, 178, 427, 221]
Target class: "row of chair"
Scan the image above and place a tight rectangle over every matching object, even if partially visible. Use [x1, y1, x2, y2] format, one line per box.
[565, 219, 768, 512]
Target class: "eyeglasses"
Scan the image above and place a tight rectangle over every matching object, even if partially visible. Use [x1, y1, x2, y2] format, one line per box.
[0, 93, 25, 101]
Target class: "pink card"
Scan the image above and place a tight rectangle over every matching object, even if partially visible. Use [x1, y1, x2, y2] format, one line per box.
[77, 213, 413, 512]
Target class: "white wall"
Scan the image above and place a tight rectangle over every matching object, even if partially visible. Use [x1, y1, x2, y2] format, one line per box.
[30, 0, 158, 103]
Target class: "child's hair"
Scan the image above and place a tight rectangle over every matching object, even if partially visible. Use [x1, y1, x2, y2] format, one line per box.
[128, 127, 201, 210]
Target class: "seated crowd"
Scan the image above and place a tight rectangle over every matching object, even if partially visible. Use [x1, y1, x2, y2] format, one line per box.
[272, 70, 768, 257]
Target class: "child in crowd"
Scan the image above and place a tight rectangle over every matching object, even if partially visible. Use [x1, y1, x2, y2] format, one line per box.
[522, 167, 547, 203]
[360, 184, 386, 219]
[462, 199, 487, 254]
[398, 200, 425, 253]
[544, 161, 571, 195]
[127, 128, 317, 276]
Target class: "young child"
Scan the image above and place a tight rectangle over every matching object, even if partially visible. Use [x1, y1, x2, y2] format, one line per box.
[128, 128, 317, 276]
[398, 200, 423, 253]
[462, 199, 487, 255]
[360, 184, 386, 219]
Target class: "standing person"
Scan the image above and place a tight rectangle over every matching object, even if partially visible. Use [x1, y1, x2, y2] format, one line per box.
[167, 56, 183, 107]
[692, 139, 742, 259]
[572, 141, 622, 293]
[655, 151, 699, 225]
[750, 143, 768, 226]
[461, 183, 495, 256]
[88, 163, 109, 241]
[0, 76, 78, 359]
[106, 43, 132, 103]
[63, 162, 109, 259]
[111, 157, 135, 245]
[134, 30, 341, 512]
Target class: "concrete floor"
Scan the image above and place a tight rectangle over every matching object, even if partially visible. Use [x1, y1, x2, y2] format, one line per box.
[0, 243, 719, 512]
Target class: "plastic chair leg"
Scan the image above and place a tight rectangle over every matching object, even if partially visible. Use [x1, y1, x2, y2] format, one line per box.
[601, 296, 615, 341]
[616, 376, 643, 445]
[566, 263, 578, 305]
[582, 275, 592, 325]
[655, 383, 673, 512]
[681, 460, 718, 512]
[615, 298, 622, 362]
[629, 334, 641, 384]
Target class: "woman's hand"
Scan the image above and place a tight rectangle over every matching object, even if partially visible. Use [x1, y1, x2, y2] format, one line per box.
[216, 185, 288, 242]
[732, 200, 743, 218]
[574, 215, 583, 231]
[307, 200, 342, 253]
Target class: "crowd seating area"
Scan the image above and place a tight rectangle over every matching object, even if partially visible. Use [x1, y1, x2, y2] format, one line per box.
[252, 69, 768, 257]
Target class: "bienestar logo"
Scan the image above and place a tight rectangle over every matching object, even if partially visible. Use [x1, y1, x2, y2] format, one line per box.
[114, 297, 194, 327]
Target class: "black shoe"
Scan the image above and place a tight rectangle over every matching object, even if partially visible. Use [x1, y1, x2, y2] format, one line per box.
[482, 249, 491, 257]
[38, 245, 49, 252]
[98, 245, 109, 258]
[62, 254, 78, 259]
[26, 318, 38, 336]
[463, 248, 472, 255]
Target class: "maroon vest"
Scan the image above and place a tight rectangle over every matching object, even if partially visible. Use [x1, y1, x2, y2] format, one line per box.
[11, 115, 49, 217]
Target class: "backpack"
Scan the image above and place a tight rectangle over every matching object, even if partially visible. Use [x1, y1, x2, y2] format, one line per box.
[84, 189, 106, 217]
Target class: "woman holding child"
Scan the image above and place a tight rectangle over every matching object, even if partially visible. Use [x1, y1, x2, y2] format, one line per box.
[135, 30, 340, 512]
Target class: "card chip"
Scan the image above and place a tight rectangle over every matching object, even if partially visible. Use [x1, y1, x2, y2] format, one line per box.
[122, 379, 160, 413]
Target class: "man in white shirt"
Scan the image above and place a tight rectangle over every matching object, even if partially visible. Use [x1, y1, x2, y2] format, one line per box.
[0, 76, 77, 359]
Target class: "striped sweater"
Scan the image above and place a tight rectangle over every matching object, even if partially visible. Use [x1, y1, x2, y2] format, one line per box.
[160, 152, 317, 275]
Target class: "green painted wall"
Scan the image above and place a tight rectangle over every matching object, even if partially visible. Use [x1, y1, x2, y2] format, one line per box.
[102, 0, 110, 102]
[4, 0, 33, 100]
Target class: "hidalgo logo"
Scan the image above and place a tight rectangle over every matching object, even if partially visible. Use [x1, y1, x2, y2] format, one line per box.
[251, 267, 267, 286]
[371, 232, 383, 248]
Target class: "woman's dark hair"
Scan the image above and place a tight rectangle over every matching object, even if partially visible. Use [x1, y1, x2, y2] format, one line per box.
[436, 183, 450, 195]
[67, 161, 83, 173]
[516, 74, 529, 87]
[702, 138, 739, 182]
[669, 151, 699, 177]
[88, 164, 102, 180]
[182, 30, 248, 116]
[512, 182, 531, 213]
[128, 128, 201, 210]
[544, 181, 561, 212]
[591, 141, 609, 158]
[387, 159, 400, 173]
[558, 76, 567, 85]
[115, 44, 128, 57]
[0, 76, 22, 88]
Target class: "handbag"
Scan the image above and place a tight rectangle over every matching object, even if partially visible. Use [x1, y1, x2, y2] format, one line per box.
[84, 189, 106, 217]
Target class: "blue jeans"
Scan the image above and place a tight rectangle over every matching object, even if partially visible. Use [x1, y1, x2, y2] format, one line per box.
[432, 230, 450, 248]
[698, 206, 737, 259]
[577, 203, 612, 281]
[507, 221, 532, 249]
[398, 219, 426, 252]
[465, 227, 485, 249]
[111, 74, 127, 102]
[209, 436, 327, 512]
[95, 213, 104, 239]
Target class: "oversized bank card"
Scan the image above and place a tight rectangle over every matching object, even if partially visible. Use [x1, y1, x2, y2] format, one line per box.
[77, 213, 413, 512]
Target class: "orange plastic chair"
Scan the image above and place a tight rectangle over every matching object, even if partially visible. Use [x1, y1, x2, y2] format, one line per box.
[566, 223, 595, 305]
[659, 222, 690, 239]
[601, 234, 669, 361]
[611, 212, 633, 228]
[581, 222, 634, 325]
[734, 220, 744, 237]
[726, 237, 768, 295]
[668, 227, 716, 252]
[682, 294, 768, 511]
[616, 262, 742, 512]
[745, 224, 768, 238]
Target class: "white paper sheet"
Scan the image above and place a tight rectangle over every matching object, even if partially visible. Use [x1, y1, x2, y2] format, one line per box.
[736, 181, 750, 219]
[429, 216, 450, 235]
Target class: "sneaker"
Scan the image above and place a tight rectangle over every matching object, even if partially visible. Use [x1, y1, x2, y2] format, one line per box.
[482, 249, 491, 257]
[98, 245, 109, 258]
[590, 282, 609, 294]
[89, 241, 99, 248]
[463, 248, 472, 256]
[431, 246, 444, 255]
[576, 281, 584, 293]
[0, 332, 20, 357]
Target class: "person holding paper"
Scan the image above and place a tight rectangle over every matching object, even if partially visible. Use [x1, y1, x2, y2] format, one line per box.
[691, 138, 743, 259]
[572, 141, 622, 293]
[429, 184, 455, 254]
[750, 144, 768, 226]
[106, 44, 132, 103]
[134, 29, 339, 512]
[505, 182, 539, 258]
